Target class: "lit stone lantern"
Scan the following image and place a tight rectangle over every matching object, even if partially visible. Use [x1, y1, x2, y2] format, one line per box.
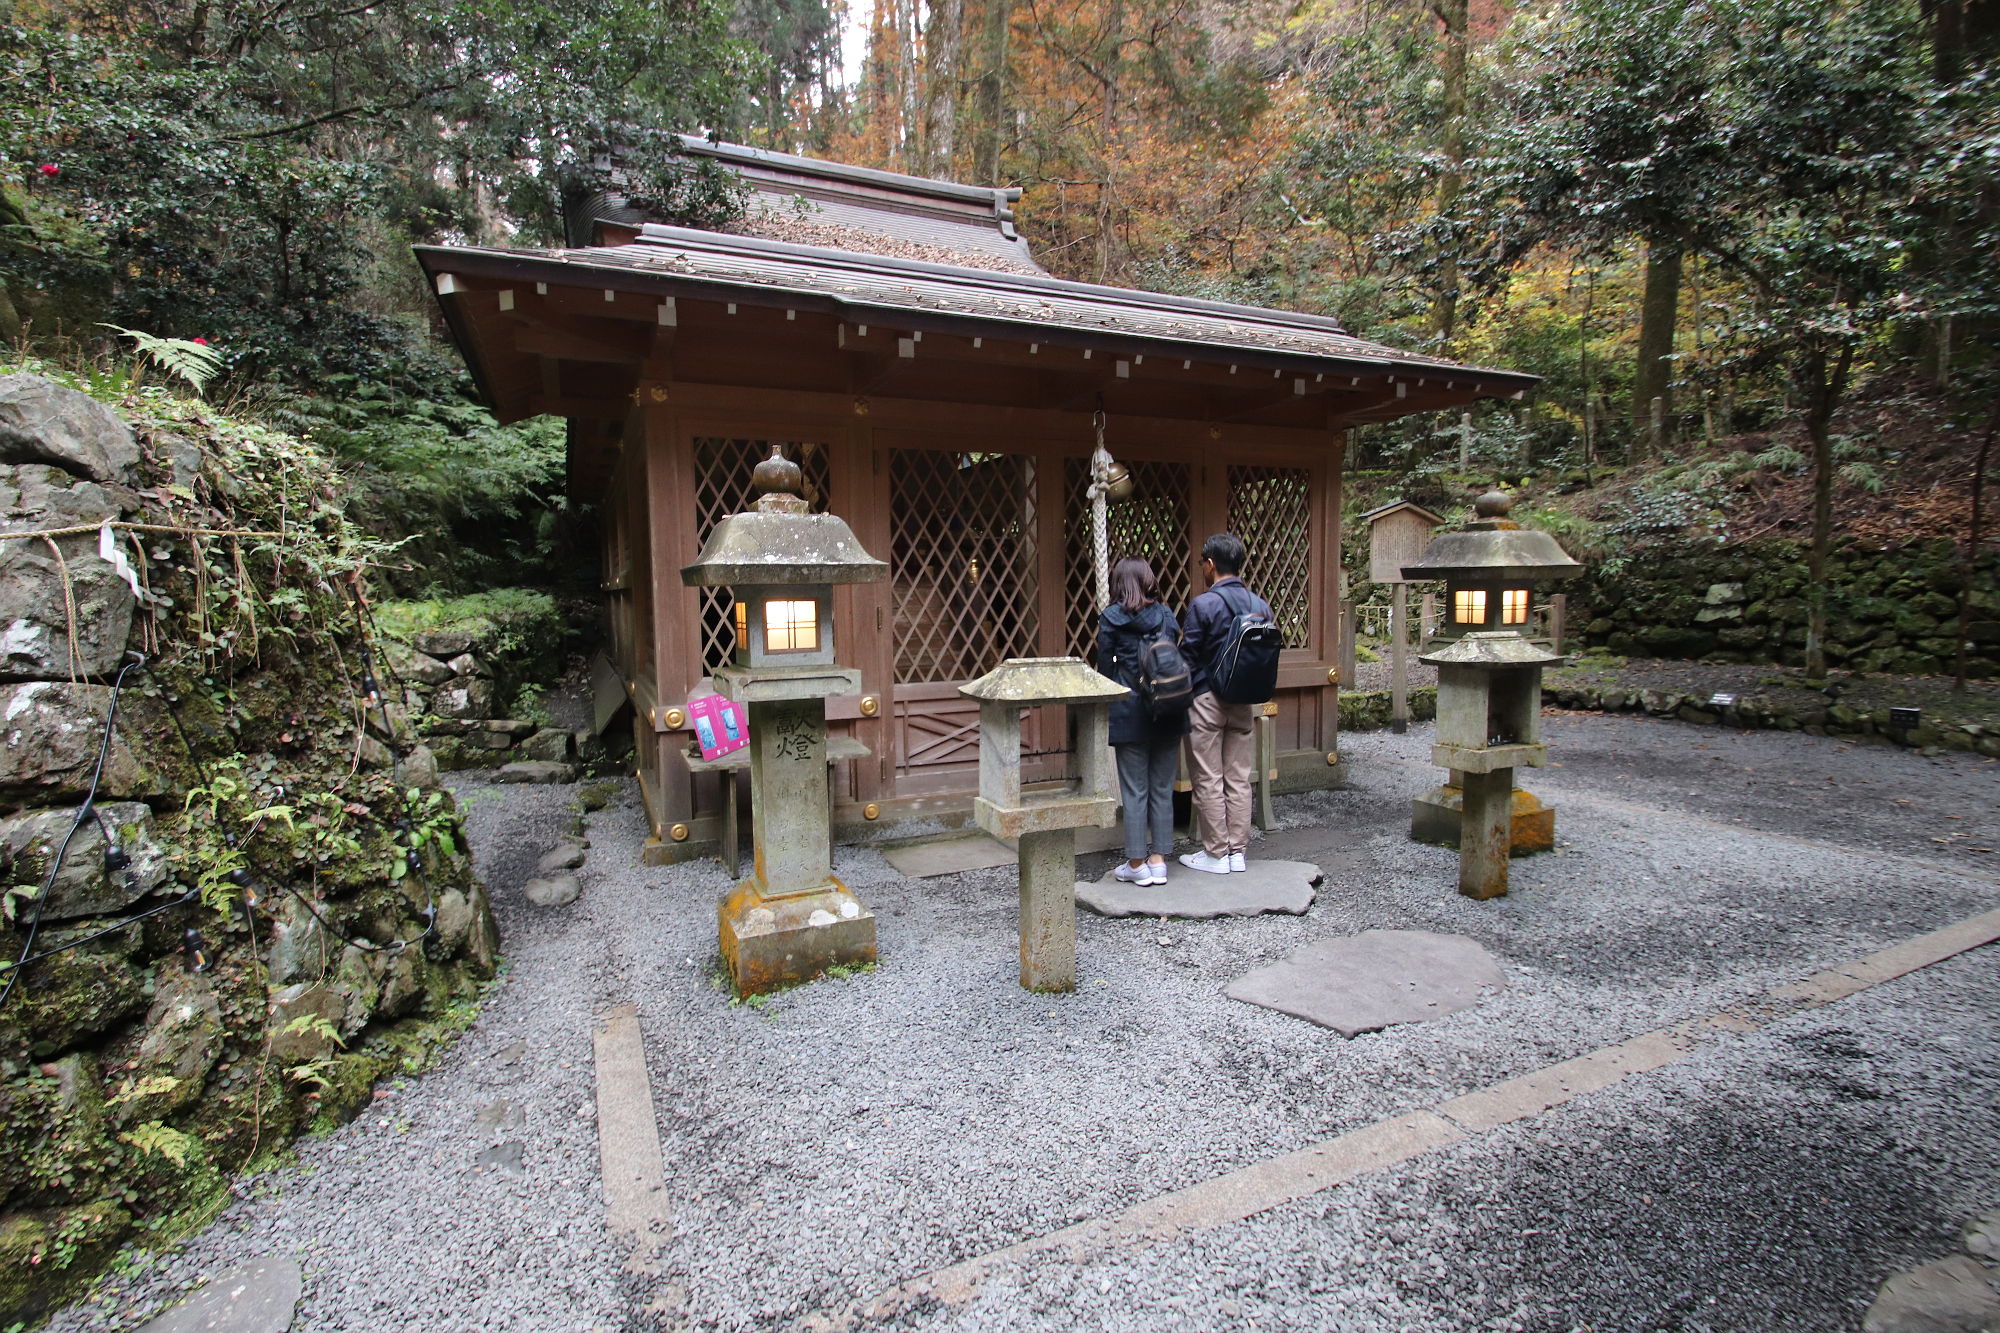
[1403, 491, 1582, 898]
[959, 658, 1129, 992]
[682, 446, 888, 994]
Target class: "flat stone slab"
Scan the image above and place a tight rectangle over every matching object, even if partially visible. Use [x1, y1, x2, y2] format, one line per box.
[883, 833, 1016, 878]
[882, 826, 1126, 879]
[1077, 859, 1322, 919]
[1864, 1256, 2000, 1333]
[494, 761, 577, 785]
[1226, 930, 1507, 1037]
[134, 1256, 303, 1333]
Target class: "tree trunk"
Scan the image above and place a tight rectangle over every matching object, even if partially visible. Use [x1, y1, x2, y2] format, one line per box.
[1630, 241, 1682, 460]
[920, 0, 965, 176]
[1957, 407, 1997, 692]
[1801, 343, 1854, 680]
[1093, 0, 1126, 283]
[866, 0, 900, 167]
[1428, 0, 1469, 344]
[972, 0, 1012, 186]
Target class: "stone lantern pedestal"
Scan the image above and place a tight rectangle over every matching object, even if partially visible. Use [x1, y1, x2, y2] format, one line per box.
[1401, 491, 1582, 899]
[959, 658, 1128, 992]
[1418, 633, 1566, 898]
[681, 446, 888, 995]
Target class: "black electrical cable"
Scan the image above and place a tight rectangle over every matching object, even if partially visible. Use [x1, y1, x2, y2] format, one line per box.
[9, 890, 200, 969]
[0, 652, 146, 1014]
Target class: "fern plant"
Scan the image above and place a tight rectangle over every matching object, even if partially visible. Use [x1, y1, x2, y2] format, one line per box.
[100, 323, 223, 396]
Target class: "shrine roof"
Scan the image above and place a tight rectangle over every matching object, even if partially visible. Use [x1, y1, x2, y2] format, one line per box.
[417, 223, 1534, 392]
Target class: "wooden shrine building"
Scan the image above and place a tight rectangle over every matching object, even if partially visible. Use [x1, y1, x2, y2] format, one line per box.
[417, 136, 1536, 863]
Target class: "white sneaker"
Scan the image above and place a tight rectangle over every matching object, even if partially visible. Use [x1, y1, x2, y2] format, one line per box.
[1178, 850, 1232, 876]
[1144, 862, 1168, 886]
[1229, 851, 1246, 873]
[1114, 862, 1150, 883]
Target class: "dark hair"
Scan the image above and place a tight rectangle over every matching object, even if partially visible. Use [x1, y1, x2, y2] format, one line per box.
[1202, 532, 1246, 575]
[1112, 556, 1160, 612]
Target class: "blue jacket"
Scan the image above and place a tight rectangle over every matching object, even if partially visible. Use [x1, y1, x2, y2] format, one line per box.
[1096, 601, 1191, 747]
[1182, 577, 1271, 696]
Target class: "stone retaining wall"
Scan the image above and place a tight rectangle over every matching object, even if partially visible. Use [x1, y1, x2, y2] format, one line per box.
[1572, 538, 2000, 678]
[0, 374, 499, 1323]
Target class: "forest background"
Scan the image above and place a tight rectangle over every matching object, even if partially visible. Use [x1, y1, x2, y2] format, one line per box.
[1, 0, 1995, 676]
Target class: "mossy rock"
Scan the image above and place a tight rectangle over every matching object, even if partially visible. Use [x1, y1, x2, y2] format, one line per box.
[0, 1199, 133, 1325]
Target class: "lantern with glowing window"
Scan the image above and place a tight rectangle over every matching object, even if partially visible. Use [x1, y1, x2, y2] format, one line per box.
[683, 445, 888, 994]
[1400, 491, 1583, 898]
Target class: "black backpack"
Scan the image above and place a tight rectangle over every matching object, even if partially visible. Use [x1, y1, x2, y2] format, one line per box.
[1208, 584, 1282, 705]
[1135, 626, 1194, 720]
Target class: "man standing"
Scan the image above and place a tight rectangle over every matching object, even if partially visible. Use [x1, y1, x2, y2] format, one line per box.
[1178, 532, 1274, 875]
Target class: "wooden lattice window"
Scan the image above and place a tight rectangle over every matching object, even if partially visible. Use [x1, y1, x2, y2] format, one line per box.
[891, 450, 1039, 684]
[694, 438, 831, 676]
[1064, 457, 1192, 660]
[1228, 465, 1313, 649]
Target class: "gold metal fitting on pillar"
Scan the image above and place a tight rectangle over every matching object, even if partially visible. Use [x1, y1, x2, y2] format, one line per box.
[669, 823, 689, 842]
[859, 696, 879, 717]
[663, 706, 686, 729]
[862, 803, 880, 820]
[1327, 667, 1340, 685]
[1326, 751, 1340, 765]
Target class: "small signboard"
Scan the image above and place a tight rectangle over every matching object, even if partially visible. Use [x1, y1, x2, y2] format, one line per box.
[689, 693, 747, 761]
[1361, 500, 1446, 585]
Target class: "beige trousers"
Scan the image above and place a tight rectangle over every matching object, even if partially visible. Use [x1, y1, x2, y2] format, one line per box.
[1187, 690, 1253, 857]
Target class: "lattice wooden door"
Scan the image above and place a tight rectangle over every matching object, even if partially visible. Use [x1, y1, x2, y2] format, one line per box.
[1228, 465, 1314, 650]
[692, 438, 831, 677]
[1063, 457, 1192, 660]
[888, 449, 1045, 793]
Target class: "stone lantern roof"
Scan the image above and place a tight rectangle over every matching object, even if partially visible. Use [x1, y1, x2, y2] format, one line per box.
[682, 447, 888, 587]
[1400, 491, 1584, 586]
[960, 657, 1130, 706]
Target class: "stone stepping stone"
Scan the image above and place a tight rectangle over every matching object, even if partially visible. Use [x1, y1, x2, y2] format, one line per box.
[133, 1256, 303, 1333]
[538, 845, 585, 873]
[494, 760, 578, 784]
[523, 874, 580, 907]
[883, 833, 1015, 878]
[1864, 1255, 2000, 1333]
[1077, 859, 1322, 919]
[1226, 929, 1506, 1037]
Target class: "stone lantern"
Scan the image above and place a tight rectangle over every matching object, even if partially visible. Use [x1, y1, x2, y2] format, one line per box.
[681, 446, 888, 994]
[959, 658, 1129, 992]
[1402, 491, 1582, 899]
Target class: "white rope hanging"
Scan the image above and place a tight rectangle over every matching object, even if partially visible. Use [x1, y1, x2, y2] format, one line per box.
[1086, 408, 1115, 612]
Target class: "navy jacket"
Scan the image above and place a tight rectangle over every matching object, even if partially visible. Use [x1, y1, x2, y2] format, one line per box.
[1096, 601, 1191, 747]
[1182, 576, 1271, 696]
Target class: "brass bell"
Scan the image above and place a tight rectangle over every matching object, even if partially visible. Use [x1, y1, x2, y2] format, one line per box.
[1101, 460, 1134, 503]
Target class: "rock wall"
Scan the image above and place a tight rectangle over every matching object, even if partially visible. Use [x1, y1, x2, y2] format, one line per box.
[1573, 538, 2000, 677]
[0, 374, 499, 1324]
[388, 629, 587, 776]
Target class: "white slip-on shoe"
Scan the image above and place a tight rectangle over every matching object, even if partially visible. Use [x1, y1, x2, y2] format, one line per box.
[1229, 851, 1246, 873]
[1114, 862, 1150, 883]
[1178, 850, 1232, 876]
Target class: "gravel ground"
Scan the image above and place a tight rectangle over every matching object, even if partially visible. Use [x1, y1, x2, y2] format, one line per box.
[46, 714, 2000, 1333]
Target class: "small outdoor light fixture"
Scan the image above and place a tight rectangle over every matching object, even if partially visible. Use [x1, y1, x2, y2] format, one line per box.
[1404, 490, 1584, 899]
[682, 445, 888, 995]
[1889, 706, 1921, 733]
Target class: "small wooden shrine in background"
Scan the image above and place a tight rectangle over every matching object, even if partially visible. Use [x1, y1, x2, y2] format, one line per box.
[419, 136, 1539, 862]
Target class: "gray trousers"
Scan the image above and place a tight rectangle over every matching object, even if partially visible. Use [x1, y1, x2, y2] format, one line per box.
[1115, 734, 1180, 860]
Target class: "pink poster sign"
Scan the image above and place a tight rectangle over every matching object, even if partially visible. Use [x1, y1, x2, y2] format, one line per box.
[689, 693, 747, 761]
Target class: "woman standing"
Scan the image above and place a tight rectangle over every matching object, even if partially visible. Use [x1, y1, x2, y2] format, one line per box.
[1097, 556, 1189, 885]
